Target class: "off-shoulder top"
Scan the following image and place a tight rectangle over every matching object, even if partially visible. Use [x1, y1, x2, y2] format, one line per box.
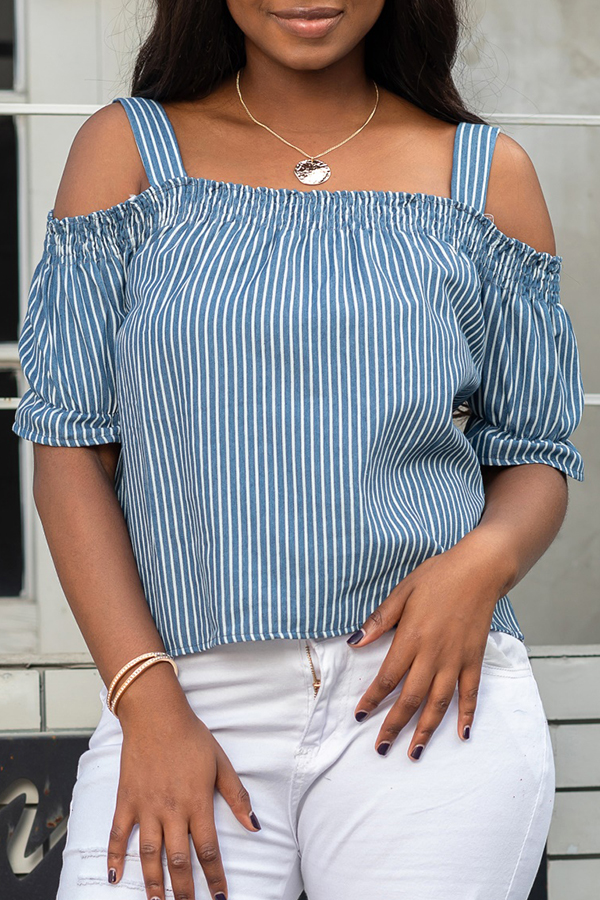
[12, 97, 585, 655]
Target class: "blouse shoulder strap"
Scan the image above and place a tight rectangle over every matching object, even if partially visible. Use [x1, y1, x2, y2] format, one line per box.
[451, 121, 501, 214]
[112, 97, 187, 187]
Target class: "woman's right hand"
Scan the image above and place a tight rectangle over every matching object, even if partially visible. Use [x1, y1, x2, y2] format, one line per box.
[106, 665, 260, 900]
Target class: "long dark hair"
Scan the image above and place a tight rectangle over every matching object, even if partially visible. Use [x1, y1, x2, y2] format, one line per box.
[132, 0, 486, 127]
[132, 0, 482, 424]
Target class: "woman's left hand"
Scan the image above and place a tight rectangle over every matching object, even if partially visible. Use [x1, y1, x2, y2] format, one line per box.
[347, 528, 515, 760]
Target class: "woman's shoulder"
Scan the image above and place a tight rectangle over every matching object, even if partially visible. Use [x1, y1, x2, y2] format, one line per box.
[52, 102, 146, 221]
[392, 94, 557, 259]
[484, 131, 557, 257]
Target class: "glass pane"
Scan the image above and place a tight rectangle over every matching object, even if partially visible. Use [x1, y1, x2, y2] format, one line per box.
[0, 370, 23, 596]
[0, 0, 14, 90]
[0, 116, 18, 343]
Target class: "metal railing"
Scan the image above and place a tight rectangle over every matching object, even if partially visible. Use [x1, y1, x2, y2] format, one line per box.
[0, 104, 599, 125]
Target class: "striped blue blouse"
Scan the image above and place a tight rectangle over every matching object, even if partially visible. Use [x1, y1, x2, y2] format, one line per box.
[12, 97, 585, 655]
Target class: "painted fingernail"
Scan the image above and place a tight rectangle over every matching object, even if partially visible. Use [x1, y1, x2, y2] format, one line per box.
[249, 810, 262, 830]
[355, 710, 368, 722]
[108, 868, 117, 884]
[347, 629, 366, 645]
[377, 741, 391, 756]
[215, 893, 227, 900]
[463, 725, 471, 740]
[410, 744, 425, 760]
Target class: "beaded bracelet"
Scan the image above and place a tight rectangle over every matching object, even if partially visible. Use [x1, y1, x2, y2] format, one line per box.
[106, 652, 178, 717]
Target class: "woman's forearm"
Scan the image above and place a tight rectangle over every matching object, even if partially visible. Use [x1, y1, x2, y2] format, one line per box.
[31, 443, 189, 722]
[446, 462, 569, 598]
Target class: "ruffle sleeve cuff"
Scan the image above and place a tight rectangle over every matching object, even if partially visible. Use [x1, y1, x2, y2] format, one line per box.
[463, 244, 585, 482]
[13, 209, 131, 447]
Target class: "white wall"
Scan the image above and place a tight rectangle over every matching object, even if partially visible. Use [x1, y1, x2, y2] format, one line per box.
[457, 0, 600, 645]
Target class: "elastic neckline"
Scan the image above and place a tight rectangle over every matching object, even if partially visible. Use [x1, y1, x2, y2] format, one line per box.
[46, 172, 563, 270]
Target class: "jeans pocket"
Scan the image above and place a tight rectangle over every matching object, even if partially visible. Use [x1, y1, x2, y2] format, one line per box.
[480, 630, 533, 677]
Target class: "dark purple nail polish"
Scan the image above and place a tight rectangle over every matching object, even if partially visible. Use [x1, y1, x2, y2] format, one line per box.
[463, 725, 470, 740]
[249, 810, 262, 830]
[377, 741, 391, 756]
[215, 893, 227, 900]
[347, 629, 365, 645]
[410, 744, 424, 760]
[355, 710, 368, 722]
[108, 868, 117, 884]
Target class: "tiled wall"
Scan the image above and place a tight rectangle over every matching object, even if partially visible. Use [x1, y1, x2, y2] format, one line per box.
[0, 659, 100, 879]
[0, 663, 101, 735]
[531, 649, 600, 898]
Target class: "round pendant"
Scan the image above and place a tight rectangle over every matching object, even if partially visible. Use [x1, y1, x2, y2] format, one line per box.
[294, 158, 331, 186]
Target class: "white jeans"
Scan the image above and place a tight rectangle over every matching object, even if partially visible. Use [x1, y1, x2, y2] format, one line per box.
[57, 628, 555, 900]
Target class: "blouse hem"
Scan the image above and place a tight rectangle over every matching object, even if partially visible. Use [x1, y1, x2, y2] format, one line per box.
[160, 620, 525, 658]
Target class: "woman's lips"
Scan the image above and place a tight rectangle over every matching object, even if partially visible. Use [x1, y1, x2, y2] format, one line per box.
[270, 10, 343, 38]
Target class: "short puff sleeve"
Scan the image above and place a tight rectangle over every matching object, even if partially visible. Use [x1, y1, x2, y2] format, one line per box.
[463, 244, 585, 481]
[12, 211, 130, 447]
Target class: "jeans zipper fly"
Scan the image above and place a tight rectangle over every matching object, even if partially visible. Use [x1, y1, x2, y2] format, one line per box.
[304, 640, 321, 697]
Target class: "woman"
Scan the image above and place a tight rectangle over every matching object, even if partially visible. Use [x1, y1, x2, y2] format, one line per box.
[13, 1, 584, 899]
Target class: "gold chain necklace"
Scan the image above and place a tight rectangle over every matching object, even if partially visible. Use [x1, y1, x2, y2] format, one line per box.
[235, 68, 380, 186]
